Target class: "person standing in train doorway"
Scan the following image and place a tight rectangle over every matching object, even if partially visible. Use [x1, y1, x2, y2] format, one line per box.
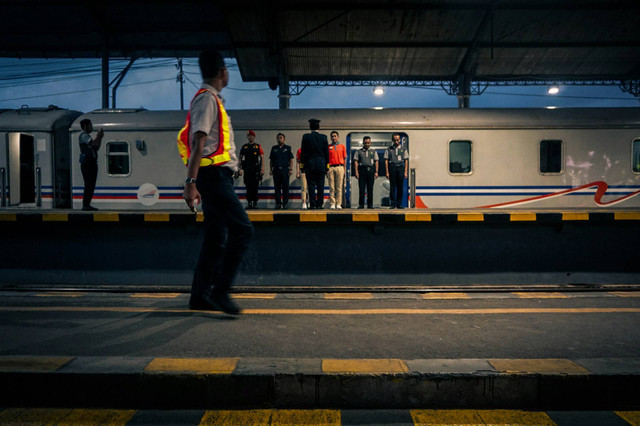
[300, 118, 329, 209]
[385, 133, 409, 209]
[238, 130, 264, 209]
[269, 133, 293, 209]
[354, 136, 378, 209]
[78, 118, 104, 211]
[182, 50, 253, 315]
[327, 131, 347, 209]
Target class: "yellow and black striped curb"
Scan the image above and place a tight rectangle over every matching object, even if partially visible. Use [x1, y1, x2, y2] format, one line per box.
[1, 356, 639, 410]
[1, 210, 639, 224]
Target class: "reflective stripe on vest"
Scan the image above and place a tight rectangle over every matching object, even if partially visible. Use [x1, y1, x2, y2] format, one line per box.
[177, 88, 231, 167]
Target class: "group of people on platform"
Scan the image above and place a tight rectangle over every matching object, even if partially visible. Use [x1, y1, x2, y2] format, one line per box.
[236, 120, 409, 210]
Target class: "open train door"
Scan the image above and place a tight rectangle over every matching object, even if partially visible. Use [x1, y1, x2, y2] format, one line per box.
[7, 132, 36, 206]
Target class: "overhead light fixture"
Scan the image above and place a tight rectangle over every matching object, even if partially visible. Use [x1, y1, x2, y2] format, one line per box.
[373, 106, 384, 110]
[374, 85, 384, 96]
[547, 85, 559, 95]
[546, 106, 557, 109]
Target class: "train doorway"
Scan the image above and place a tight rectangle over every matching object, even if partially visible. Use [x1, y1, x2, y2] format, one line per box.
[346, 132, 409, 208]
[7, 132, 36, 206]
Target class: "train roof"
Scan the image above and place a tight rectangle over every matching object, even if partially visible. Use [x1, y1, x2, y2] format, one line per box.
[0, 107, 82, 132]
[71, 107, 640, 131]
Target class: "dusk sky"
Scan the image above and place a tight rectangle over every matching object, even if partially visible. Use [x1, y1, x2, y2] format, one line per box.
[1, 57, 638, 112]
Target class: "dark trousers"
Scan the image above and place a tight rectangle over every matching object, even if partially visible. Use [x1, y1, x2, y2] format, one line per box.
[192, 166, 253, 298]
[243, 169, 260, 203]
[388, 164, 405, 207]
[358, 166, 375, 208]
[306, 170, 325, 208]
[80, 161, 98, 207]
[272, 167, 290, 206]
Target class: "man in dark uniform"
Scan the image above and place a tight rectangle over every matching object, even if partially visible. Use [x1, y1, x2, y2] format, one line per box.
[78, 118, 104, 211]
[353, 136, 379, 209]
[269, 133, 293, 209]
[300, 118, 329, 209]
[238, 130, 264, 209]
[385, 133, 410, 209]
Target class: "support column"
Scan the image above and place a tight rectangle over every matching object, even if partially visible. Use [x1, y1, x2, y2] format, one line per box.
[101, 38, 109, 109]
[457, 74, 471, 109]
[278, 74, 290, 110]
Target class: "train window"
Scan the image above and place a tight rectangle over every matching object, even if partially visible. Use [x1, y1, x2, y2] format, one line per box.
[106, 142, 130, 176]
[449, 140, 472, 174]
[540, 139, 563, 174]
[633, 139, 640, 173]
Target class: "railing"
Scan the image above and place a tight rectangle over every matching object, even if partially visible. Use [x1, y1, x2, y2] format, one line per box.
[36, 167, 41, 207]
[0, 168, 5, 207]
[410, 168, 416, 208]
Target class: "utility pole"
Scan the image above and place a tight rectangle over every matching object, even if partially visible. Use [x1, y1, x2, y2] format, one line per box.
[176, 59, 185, 110]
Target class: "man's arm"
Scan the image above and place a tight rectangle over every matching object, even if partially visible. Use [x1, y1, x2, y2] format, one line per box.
[92, 129, 104, 150]
[183, 131, 206, 212]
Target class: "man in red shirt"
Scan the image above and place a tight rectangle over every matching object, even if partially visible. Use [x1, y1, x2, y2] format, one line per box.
[327, 131, 347, 209]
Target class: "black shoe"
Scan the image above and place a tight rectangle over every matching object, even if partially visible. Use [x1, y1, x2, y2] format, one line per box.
[397, 206, 405, 209]
[189, 295, 216, 311]
[210, 292, 242, 315]
[82, 206, 98, 211]
[282, 204, 288, 210]
[357, 206, 364, 209]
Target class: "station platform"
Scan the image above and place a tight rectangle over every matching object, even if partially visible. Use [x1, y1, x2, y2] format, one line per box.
[1, 288, 639, 416]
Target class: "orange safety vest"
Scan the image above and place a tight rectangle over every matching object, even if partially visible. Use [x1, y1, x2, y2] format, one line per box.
[177, 88, 231, 167]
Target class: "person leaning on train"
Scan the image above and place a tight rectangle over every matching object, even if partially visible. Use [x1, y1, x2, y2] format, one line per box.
[238, 130, 264, 209]
[327, 130, 347, 209]
[78, 118, 104, 211]
[385, 133, 409, 209]
[353, 136, 378, 209]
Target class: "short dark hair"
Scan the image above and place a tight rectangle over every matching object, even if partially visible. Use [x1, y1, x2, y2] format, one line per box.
[277, 132, 285, 139]
[80, 119, 92, 129]
[309, 121, 320, 131]
[363, 136, 371, 142]
[199, 50, 226, 79]
[392, 133, 401, 140]
[331, 131, 339, 137]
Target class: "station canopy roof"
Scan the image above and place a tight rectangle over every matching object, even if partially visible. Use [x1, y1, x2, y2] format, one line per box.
[1, 0, 639, 89]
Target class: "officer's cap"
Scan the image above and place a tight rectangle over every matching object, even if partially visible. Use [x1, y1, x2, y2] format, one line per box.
[247, 130, 256, 136]
[308, 118, 321, 124]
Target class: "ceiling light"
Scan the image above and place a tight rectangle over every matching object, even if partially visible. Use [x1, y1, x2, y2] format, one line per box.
[373, 86, 384, 96]
[373, 106, 384, 110]
[547, 85, 559, 95]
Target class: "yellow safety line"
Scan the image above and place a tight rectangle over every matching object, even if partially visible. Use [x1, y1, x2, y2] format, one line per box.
[232, 293, 277, 299]
[489, 358, 590, 374]
[323, 358, 408, 373]
[458, 213, 484, 221]
[324, 293, 374, 299]
[609, 291, 640, 298]
[248, 212, 274, 222]
[615, 411, 640, 425]
[0, 214, 17, 221]
[36, 292, 87, 298]
[0, 356, 74, 371]
[405, 213, 431, 221]
[129, 293, 181, 298]
[300, 212, 327, 222]
[510, 212, 537, 221]
[145, 357, 239, 374]
[42, 213, 68, 222]
[615, 212, 640, 220]
[562, 212, 589, 221]
[353, 213, 379, 222]
[144, 213, 170, 222]
[411, 409, 556, 425]
[93, 213, 119, 222]
[422, 292, 470, 299]
[512, 292, 569, 299]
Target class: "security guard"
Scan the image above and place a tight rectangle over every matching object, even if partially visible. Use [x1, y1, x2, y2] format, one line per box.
[239, 130, 264, 209]
[384, 133, 409, 208]
[353, 136, 379, 209]
[269, 132, 293, 209]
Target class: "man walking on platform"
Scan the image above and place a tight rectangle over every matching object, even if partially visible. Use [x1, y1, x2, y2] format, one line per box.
[269, 133, 293, 209]
[327, 131, 347, 209]
[385, 133, 409, 209]
[181, 50, 253, 315]
[300, 118, 329, 209]
[239, 130, 264, 209]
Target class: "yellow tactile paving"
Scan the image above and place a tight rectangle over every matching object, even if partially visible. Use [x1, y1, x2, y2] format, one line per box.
[477, 409, 556, 425]
[129, 293, 181, 298]
[0, 213, 17, 221]
[324, 292, 374, 299]
[489, 359, 590, 374]
[352, 213, 379, 222]
[610, 291, 640, 298]
[411, 409, 556, 425]
[405, 213, 432, 221]
[144, 213, 170, 222]
[145, 357, 239, 374]
[458, 213, 484, 221]
[0, 408, 74, 424]
[200, 409, 272, 426]
[562, 212, 589, 221]
[42, 213, 68, 221]
[616, 411, 640, 425]
[300, 212, 327, 222]
[36, 292, 87, 298]
[510, 212, 537, 221]
[248, 212, 274, 222]
[232, 293, 277, 299]
[271, 410, 341, 426]
[421, 292, 470, 299]
[59, 409, 135, 425]
[0, 356, 73, 371]
[93, 213, 119, 222]
[615, 212, 640, 220]
[322, 358, 408, 373]
[512, 292, 569, 299]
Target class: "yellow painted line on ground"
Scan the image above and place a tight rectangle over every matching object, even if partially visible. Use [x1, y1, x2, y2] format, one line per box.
[562, 212, 589, 221]
[0, 409, 136, 425]
[300, 212, 327, 222]
[477, 409, 557, 425]
[512, 292, 569, 299]
[144, 212, 170, 222]
[615, 411, 640, 425]
[2, 306, 640, 315]
[489, 359, 590, 374]
[324, 292, 374, 299]
[0, 213, 17, 221]
[405, 213, 431, 221]
[323, 358, 408, 373]
[458, 213, 484, 221]
[0, 356, 74, 371]
[422, 292, 470, 299]
[615, 212, 640, 220]
[232, 293, 277, 299]
[145, 357, 239, 374]
[510, 212, 537, 221]
[93, 213, 119, 222]
[36, 292, 87, 298]
[411, 409, 556, 425]
[200, 409, 272, 425]
[196, 212, 204, 222]
[129, 293, 181, 298]
[610, 291, 640, 298]
[248, 212, 274, 222]
[271, 410, 341, 426]
[42, 213, 68, 221]
[353, 213, 379, 222]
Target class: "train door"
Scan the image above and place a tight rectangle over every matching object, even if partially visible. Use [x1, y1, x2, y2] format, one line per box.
[347, 132, 408, 208]
[7, 132, 35, 206]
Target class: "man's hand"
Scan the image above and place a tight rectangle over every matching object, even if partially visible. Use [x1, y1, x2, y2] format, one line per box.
[183, 184, 201, 213]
